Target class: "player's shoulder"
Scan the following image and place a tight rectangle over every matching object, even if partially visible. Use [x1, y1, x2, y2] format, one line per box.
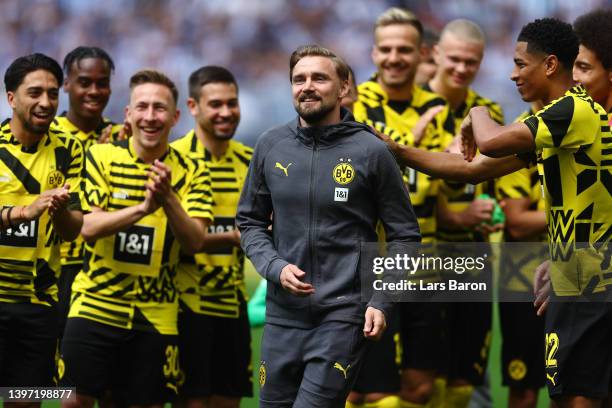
[256, 122, 293, 149]
[168, 143, 200, 172]
[356, 78, 387, 104]
[89, 138, 130, 161]
[469, 88, 502, 111]
[413, 85, 448, 111]
[229, 139, 253, 163]
[170, 129, 195, 153]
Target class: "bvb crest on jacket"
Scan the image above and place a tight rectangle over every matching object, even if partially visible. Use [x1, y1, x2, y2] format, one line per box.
[333, 157, 355, 185]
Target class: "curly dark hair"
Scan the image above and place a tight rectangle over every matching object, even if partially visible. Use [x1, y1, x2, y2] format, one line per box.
[517, 18, 578, 70]
[63, 46, 115, 75]
[574, 9, 611, 70]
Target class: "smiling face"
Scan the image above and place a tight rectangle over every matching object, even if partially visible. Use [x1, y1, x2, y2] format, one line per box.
[291, 55, 348, 126]
[64, 57, 112, 121]
[188, 82, 240, 140]
[510, 41, 548, 102]
[126, 82, 179, 152]
[573, 44, 611, 109]
[434, 32, 483, 90]
[372, 23, 422, 90]
[8, 69, 59, 135]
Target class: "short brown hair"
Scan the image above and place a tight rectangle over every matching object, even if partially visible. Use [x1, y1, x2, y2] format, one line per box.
[375, 7, 423, 42]
[129, 69, 178, 104]
[289, 45, 349, 83]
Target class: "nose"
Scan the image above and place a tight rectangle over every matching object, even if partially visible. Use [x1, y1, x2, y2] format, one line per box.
[38, 92, 52, 108]
[388, 49, 400, 63]
[219, 104, 231, 117]
[143, 106, 156, 121]
[88, 83, 102, 96]
[303, 77, 315, 91]
[510, 66, 519, 82]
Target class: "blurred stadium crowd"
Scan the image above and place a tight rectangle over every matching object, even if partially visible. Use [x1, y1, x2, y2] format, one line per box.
[0, 0, 607, 144]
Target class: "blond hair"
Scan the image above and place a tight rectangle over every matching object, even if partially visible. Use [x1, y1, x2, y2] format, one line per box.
[375, 7, 423, 39]
[440, 19, 485, 44]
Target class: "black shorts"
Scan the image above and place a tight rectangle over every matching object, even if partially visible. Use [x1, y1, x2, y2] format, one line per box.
[58, 264, 80, 338]
[544, 296, 612, 399]
[0, 302, 57, 386]
[352, 310, 401, 394]
[178, 302, 253, 398]
[499, 301, 545, 389]
[399, 302, 447, 371]
[59, 317, 181, 405]
[260, 321, 367, 408]
[446, 302, 492, 385]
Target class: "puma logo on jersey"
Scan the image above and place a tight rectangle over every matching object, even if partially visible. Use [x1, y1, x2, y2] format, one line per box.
[333, 362, 350, 379]
[275, 162, 292, 177]
[113, 190, 129, 199]
[546, 372, 557, 386]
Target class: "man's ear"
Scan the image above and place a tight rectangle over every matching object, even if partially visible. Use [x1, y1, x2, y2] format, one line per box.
[544, 54, 560, 77]
[338, 79, 350, 100]
[431, 44, 441, 65]
[7, 92, 16, 109]
[186, 97, 198, 116]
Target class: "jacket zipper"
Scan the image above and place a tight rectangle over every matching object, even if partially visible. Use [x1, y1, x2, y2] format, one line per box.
[309, 135, 319, 300]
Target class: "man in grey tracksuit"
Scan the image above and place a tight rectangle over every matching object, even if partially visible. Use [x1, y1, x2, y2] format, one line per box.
[236, 45, 420, 408]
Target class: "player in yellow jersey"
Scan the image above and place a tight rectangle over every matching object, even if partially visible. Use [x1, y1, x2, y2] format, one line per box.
[496, 103, 547, 408]
[374, 16, 611, 408]
[51, 46, 125, 338]
[349, 8, 456, 408]
[459, 18, 612, 408]
[0, 53, 83, 392]
[172, 66, 253, 408]
[59, 70, 213, 408]
[423, 19, 505, 408]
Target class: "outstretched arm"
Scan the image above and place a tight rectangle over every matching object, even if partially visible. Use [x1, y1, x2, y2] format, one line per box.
[463, 106, 535, 159]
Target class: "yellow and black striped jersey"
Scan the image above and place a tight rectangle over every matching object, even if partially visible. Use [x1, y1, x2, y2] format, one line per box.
[0, 119, 83, 306]
[428, 87, 504, 242]
[51, 114, 124, 267]
[495, 110, 546, 292]
[172, 131, 252, 318]
[51, 113, 124, 152]
[69, 138, 214, 334]
[353, 77, 455, 242]
[522, 86, 612, 296]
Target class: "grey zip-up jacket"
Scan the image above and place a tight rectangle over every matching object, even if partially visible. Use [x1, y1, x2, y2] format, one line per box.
[236, 111, 420, 328]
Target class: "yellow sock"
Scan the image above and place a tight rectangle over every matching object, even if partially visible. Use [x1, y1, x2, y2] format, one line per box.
[345, 401, 365, 408]
[365, 395, 400, 408]
[399, 400, 427, 408]
[443, 385, 474, 408]
[427, 378, 447, 408]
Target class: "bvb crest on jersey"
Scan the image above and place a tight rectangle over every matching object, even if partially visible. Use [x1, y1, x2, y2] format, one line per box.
[333, 158, 355, 185]
[46, 170, 65, 189]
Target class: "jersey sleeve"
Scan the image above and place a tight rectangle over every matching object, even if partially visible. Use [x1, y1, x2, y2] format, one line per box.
[66, 137, 84, 211]
[437, 104, 456, 148]
[496, 167, 531, 200]
[83, 146, 111, 210]
[183, 158, 214, 222]
[489, 101, 505, 125]
[523, 96, 599, 150]
[109, 123, 126, 143]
